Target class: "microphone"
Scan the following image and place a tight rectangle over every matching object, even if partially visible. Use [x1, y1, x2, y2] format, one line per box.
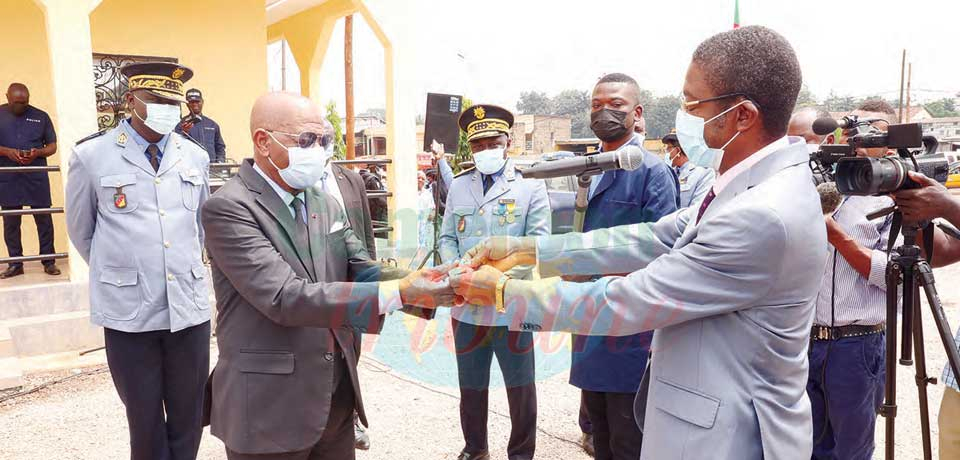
[520, 145, 645, 179]
[817, 182, 842, 215]
[812, 116, 884, 135]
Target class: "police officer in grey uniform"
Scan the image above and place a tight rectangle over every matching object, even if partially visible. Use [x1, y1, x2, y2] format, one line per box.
[662, 129, 715, 208]
[439, 104, 551, 460]
[65, 62, 211, 460]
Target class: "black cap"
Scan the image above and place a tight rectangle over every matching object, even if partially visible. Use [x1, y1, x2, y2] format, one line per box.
[186, 88, 202, 102]
[661, 128, 678, 145]
[458, 104, 514, 142]
[121, 62, 193, 103]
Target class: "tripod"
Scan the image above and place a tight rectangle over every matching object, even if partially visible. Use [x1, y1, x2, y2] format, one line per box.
[416, 156, 444, 270]
[880, 219, 960, 460]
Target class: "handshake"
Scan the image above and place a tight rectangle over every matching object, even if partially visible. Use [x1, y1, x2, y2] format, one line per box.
[397, 236, 537, 310]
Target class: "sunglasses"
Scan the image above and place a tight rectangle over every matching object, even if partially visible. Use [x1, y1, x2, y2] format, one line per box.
[266, 130, 333, 149]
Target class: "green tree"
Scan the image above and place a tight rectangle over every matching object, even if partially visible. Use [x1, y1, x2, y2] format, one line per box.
[644, 95, 683, 139]
[925, 98, 959, 118]
[326, 100, 346, 160]
[796, 85, 818, 108]
[453, 97, 474, 173]
[551, 89, 592, 138]
[822, 92, 859, 113]
[517, 91, 552, 114]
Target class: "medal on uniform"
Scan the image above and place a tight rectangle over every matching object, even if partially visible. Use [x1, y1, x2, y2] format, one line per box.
[458, 215, 466, 233]
[499, 216, 506, 226]
[113, 186, 127, 209]
[506, 202, 516, 224]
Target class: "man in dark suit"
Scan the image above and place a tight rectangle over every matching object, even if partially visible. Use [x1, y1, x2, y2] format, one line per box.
[318, 118, 376, 449]
[574, 73, 679, 460]
[201, 92, 452, 460]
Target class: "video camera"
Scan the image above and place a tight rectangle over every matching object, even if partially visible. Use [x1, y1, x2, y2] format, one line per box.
[808, 115, 948, 195]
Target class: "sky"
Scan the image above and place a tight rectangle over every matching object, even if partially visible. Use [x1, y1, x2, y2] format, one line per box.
[270, 0, 960, 116]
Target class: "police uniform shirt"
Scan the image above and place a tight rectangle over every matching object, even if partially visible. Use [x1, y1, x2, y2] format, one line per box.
[179, 115, 226, 163]
[675, 161, 716, 208]
[0, 104, 56, 207]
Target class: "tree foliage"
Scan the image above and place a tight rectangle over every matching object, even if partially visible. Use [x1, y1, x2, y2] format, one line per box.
[326, 100, 346, 160]
[925, 98, 960, 118]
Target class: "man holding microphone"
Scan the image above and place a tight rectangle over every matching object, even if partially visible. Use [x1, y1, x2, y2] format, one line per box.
[448, 26, 826, 459]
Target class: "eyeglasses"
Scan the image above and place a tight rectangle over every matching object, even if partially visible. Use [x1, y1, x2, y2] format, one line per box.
[266, 130, 333, 149]
[680, 92, 757, 113]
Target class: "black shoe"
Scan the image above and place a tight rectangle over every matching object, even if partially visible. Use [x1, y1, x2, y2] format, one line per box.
[0, 266, 24, 279]
[43, 264, 61, 276]
[580, 432, 595, 457]
[354, 417, 370, 450]
[456, 451, 489, 460]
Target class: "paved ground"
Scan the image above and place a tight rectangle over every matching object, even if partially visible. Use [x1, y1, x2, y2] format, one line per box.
[4, 263, 960, 459]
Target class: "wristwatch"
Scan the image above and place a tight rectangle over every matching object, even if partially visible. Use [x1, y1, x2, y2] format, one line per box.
[495, 273, 512, 313]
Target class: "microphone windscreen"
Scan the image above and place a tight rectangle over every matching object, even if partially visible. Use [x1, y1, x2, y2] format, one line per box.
[812, 118, 840, 136]
[616, 145, 645, 171]
[817, 182, 842, 215]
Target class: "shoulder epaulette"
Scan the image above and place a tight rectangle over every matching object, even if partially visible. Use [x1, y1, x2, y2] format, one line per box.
[75, 130, 106, 146]
[454, 167, 475, 178]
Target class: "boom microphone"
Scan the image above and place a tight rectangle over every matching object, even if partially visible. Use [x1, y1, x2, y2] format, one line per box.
[812, 116, 884, 136]
[520, 145, 645, 179]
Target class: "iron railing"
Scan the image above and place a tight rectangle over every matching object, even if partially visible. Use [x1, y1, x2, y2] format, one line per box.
[0, 165, 67, 265]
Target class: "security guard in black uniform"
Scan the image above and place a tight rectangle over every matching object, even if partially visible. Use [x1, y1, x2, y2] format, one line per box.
[176, 88, 226, 162]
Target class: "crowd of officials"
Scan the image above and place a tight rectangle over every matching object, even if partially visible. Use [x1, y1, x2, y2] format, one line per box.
[5, 23, 960, 460]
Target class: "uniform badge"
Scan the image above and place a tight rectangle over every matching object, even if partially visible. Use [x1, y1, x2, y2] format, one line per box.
[172, 68, 185, 80]
[116, 132, 128, 146]
[457, 215, 466, 233]
[499, 216, 506, 226]
[474, 106, 486, 120]
[113, 186, 127, 209]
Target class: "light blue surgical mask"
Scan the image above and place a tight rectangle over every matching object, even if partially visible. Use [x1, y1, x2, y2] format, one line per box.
[266, 131, 327, 190]
[675, 100, 747, 171]
[474, 146, 507, 175]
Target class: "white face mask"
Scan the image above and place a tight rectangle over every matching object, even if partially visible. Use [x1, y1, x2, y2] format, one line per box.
[674, 100, 747, 172]
[133, 95, 182, 135]
[265, 131, 327, 190]
[474, 146, 507, 175]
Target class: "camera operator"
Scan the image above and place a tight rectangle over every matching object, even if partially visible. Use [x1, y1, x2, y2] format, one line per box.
[891, 172, 960, 459]
[807, 100, 902, 460]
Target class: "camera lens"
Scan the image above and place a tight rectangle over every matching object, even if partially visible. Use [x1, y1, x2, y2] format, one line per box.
[835, 157, 905, 195]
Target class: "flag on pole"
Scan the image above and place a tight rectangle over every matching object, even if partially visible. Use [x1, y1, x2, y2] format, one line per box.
[733, 0, 740, 28]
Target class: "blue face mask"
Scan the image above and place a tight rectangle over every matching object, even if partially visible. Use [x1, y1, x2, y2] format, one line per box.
[674, 100, 747, 171]
[474, 146, 507, 175]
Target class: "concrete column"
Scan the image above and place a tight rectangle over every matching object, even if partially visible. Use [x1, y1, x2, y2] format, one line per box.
[36, 0, 102, 281]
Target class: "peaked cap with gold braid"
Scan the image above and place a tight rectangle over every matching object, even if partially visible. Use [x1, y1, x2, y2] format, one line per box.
[120, 62, 194, 103]
[458, 104, 514, 142]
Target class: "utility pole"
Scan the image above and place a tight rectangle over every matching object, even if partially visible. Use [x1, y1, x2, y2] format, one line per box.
[345, 15, 355, 161]
[897, 49, 906, 123]
[905, 62, 913, 123]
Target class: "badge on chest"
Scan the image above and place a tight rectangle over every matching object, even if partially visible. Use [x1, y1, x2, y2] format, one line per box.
[497, 199, 516, 226]
[113, 186, 127, 209]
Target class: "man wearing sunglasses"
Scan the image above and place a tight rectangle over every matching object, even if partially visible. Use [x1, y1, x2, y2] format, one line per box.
[201, 92, 453, 460]
[451, 26, 827, 459]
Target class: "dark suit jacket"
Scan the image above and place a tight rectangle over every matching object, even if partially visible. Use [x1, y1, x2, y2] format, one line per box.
[570, 141, 680, 393]
[201, 159, 395, 455]
[331, 163, 376, 259]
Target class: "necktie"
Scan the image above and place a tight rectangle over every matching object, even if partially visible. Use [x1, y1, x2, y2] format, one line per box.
[290, 196, 316, 280]
[320, 171, 330, 193]
[146, 144, 160, 172]
[483, 174, 494, 194]
[696, 188, 716, 224]
[291, 196, 308, 233]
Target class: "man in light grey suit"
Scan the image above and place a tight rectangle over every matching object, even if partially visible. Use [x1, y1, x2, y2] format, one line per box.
[450, 26, 827, 460]
[201, 92, 452, 460]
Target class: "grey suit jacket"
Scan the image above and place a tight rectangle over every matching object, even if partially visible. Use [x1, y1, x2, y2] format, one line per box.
[505, 139, 827, 460]
[66, 123, 210, 333]
[202, 160, 398, 455]
[331, 163, 376, 259]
